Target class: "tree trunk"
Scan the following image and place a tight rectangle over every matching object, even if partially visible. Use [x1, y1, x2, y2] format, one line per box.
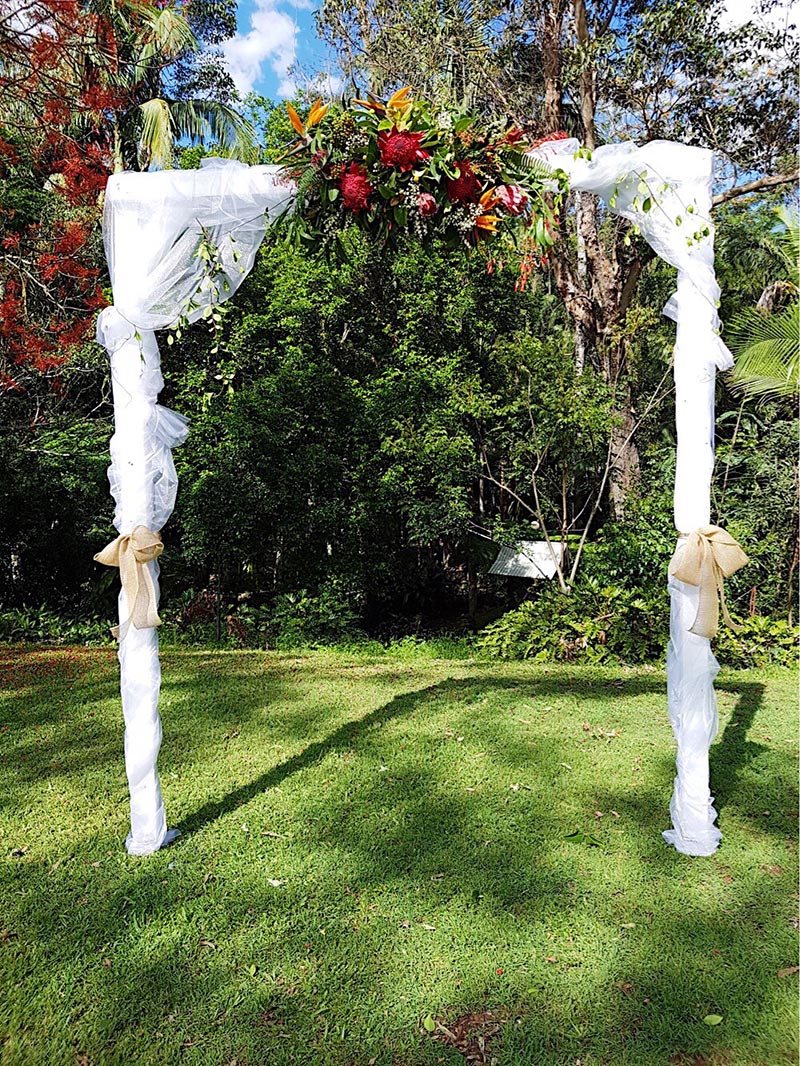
[608, 387, 640, 521]
[542, 4, 565, 131]
[573, 0, 596, 149]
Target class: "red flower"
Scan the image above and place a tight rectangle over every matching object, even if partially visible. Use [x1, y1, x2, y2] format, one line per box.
[446, 161, 482, 204]
[339, 163, 372, 213]
[529, 130, 570, 150]
[417, 192, 438, 217]
[495, 184, 528, 215]
[378, 127, 430, 172]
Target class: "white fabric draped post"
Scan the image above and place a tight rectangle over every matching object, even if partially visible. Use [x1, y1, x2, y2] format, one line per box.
[532, 139, 735, 856]
[97, 160, 290, 854]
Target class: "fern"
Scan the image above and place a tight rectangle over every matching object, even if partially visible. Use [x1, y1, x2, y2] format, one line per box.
[507, 151, 558, 181]
[294, 164, 323, 204]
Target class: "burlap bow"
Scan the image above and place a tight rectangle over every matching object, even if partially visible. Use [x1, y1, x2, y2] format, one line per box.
[668, 525, 748, 639]
[94, 526, 164, 635]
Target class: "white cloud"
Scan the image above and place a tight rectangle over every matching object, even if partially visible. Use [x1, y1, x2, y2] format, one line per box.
[307, 72, 344, 97]
[719, 0, 797, 32]
[222, 1, 299, 98]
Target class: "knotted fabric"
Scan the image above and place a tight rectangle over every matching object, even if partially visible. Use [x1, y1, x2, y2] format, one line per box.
[95, 526, 164, 633]
[668, 526, 748, 639]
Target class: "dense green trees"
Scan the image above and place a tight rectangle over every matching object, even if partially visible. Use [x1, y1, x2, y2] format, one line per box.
[0, 4, 797, 658]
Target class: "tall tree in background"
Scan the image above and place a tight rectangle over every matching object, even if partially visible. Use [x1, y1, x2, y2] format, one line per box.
[318, 0, 799, 516]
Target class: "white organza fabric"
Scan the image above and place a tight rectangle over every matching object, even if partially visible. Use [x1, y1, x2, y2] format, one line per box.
[531, 139, 729, 855]
[99, 160, 290, 854]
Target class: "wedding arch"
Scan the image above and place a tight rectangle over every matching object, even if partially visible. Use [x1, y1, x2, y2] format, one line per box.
[94, 134, 746, 860]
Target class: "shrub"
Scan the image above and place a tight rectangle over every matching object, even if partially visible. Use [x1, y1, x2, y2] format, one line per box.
[267, 579, 363, 648]
[714, 615, 799, 669]
[0, 606, 113, 645]
[477, 579, 670, 664]
[477, 585, 799, 667]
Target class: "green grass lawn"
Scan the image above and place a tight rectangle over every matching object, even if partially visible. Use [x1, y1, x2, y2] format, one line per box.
[0, 646, 797, 1066]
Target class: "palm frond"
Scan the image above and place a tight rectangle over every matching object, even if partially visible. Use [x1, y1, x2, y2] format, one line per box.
[729, 302, 800, 400]
[168, 100, 258, 164]
[133, 3, 198, 79]
[775, 206, 800, 284]
[137, 97, 175, 170]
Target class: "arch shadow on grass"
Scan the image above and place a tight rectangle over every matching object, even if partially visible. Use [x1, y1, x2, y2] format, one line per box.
[1, 659, 796, 1065]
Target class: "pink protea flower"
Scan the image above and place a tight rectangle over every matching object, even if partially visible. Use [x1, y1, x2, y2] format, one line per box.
[495, 184, 528, 215]
[417, 192, 438, 217]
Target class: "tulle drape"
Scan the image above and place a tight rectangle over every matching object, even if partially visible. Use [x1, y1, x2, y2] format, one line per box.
[99, 160, 290, 853]
[530, 139, 730, 855]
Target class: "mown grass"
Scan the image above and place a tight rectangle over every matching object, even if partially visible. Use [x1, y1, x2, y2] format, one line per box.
[0, 645, 797, 1066]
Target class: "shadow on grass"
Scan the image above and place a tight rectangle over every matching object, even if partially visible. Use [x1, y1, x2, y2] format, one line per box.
[1, 665, 796, 1065]
[176, 672, 790, 848]
[711, 680, 767, 815]
[174, 673, 666, 840]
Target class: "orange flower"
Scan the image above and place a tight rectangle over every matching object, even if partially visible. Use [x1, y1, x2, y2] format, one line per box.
[307, 98, 329, 127]
[475, 214, 500, 232]
[387, 86, 412, 109]
[352, 94, 386, 115]
[479, 188, 501, 212]
[286, 103, 305, 136]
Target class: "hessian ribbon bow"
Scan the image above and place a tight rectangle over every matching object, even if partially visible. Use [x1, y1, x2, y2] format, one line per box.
[668, 525, 748, 639]
[94, 526, 164, 635]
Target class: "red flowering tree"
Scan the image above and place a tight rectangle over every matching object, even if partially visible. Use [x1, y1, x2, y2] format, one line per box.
[0, 0, 253, 392]
[0, 1, 117, 390]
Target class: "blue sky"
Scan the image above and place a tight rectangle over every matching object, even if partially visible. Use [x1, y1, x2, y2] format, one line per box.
[221, 0, 797, 103]
[222, 0, 341, 102]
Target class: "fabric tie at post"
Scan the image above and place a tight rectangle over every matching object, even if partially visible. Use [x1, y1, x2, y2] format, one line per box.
[668, 525, 748, 639]
[94, 526, 164, 635]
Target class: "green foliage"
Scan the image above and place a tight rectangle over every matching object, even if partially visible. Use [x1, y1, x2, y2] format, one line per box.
[0, 606, 112, 645]
[729, 301, 799, 400]
[714, 615, 799, 670]
[713, 405, 798, 621]
[478, 587, 799, 668]
[727, 209, 799, 401]
[243, 93, 305, 162]
[0, 409, 113, 616]
[477, 579, 669, 664]
[268, 580, 364, 648]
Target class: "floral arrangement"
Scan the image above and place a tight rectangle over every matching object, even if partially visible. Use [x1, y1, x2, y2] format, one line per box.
[278, 89, 570, 284]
